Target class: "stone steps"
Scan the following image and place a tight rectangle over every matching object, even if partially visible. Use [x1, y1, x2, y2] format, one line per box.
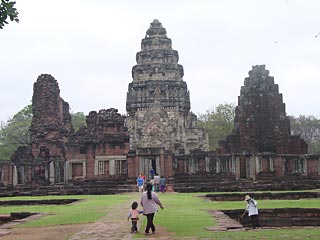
[173, 177, 320, 192]
[206, 210, 244, 231]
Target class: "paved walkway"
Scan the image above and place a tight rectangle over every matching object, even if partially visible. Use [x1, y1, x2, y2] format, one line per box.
[206, 210, 244, 231]
[68, 193, 141, 240]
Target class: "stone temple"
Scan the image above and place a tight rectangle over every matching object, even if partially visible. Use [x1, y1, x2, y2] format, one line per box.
[0, 20, 319, 194]
[126, 19, 208, 180]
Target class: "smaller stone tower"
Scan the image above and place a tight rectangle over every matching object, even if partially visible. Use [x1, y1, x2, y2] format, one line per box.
[30, 74, 73, 162]
[219, 65, 307, 154]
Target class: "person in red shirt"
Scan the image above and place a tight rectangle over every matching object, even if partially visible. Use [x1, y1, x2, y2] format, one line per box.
[141, 172, 146, 185]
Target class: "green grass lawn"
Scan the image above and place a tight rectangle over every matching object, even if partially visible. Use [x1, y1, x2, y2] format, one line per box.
[0, 192, 319, 239]
[138, 192, 320, 239]
[0, 194, 132, 227]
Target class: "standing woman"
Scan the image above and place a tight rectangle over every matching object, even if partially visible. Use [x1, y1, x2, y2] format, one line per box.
[140, 183, 164, 235]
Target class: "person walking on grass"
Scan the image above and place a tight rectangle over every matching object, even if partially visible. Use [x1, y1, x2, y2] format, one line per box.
[154, 173, 160, 192]
[127, 201, 143, 233]
[140, 183, 164, 235]
[137, 174, 144, 194]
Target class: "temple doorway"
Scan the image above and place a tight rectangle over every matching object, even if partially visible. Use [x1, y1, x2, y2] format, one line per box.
[139, 156, 160, 180]
[239, 157, 247, 179]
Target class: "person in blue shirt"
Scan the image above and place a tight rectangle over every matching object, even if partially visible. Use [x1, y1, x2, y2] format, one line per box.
[150, 167, 155, 180]
[137, 174, 144, 194]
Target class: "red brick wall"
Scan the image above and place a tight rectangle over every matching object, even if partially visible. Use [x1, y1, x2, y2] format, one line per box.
[307, 159, 319, 176]
[274, 157, 284, 177]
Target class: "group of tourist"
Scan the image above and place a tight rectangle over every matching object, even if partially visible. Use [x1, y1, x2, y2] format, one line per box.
[136, 169, 166, 194]
[130, 171, 260, 235]
[127, 192, 260, 235]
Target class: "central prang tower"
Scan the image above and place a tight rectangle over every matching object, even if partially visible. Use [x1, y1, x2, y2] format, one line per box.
[126, 19, 208, 179]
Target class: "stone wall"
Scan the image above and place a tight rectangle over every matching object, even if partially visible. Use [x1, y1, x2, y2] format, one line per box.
[222, 208, 320, 227]
[67, 108, 129, 180]
[173, 151, 320, 192]
[7, 74, 130, 187]
[205, 191, 320, 201]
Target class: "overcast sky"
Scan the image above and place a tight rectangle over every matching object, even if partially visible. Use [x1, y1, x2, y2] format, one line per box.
[1, 0, 319, 123]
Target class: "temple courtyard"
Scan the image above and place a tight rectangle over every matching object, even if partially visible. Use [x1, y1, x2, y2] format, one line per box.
[0, 191, 319, 240]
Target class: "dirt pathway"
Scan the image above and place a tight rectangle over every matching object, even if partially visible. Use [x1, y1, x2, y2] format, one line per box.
[68, 193, 174, 240]
[68, 193, 139, 240]
[0, 193, 174, 240]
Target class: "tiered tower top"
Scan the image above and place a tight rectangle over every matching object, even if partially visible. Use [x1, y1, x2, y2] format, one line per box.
[132, 19, 184, 81]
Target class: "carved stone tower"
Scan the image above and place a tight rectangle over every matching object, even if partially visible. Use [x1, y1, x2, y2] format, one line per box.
[30, 74, 73, 171]
[126, 19, 208, 179]
[219, 65, 307, 154]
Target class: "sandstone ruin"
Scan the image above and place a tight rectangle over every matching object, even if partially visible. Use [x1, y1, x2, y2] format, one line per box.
[0, 20, 319, 194]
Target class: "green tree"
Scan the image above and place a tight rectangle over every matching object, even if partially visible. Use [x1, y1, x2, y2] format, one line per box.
[71, 111, 86, 132]
[0, 0, 19, 29]
[289, 115, 320, 154]
[0, 105, 87, 161]
[198, 103, 236, 151]
[0, 104, 32, 160]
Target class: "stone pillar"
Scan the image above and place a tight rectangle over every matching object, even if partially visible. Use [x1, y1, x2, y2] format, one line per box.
[235, 156, 240, 180]
[49, 161, 54, 184]
[127, 154, 137, 179]
[205, 157, 210, 172]
[12, 165, 17, 186]
[160, 154, 165, 177]
[255, 155, 261, 174]
[269, 156, 275, 172]
[247, 155, 256, 180]
[65, 161, 71, 181]
[216, 158, 220, 174]
[83, 161, 86, 178]
[231, 155, 236, 174]
[303, 158, 307, 176]
[166, 154, 173, 177]
[156, 156, 161, 176]
[94, 158, 98, 176]
[64, 161, 68, 182]
[45, 162, 49, 181]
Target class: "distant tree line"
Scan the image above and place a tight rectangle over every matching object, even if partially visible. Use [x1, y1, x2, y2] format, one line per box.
[1, 103, 320, 161]
[289, 115, 320, 154]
